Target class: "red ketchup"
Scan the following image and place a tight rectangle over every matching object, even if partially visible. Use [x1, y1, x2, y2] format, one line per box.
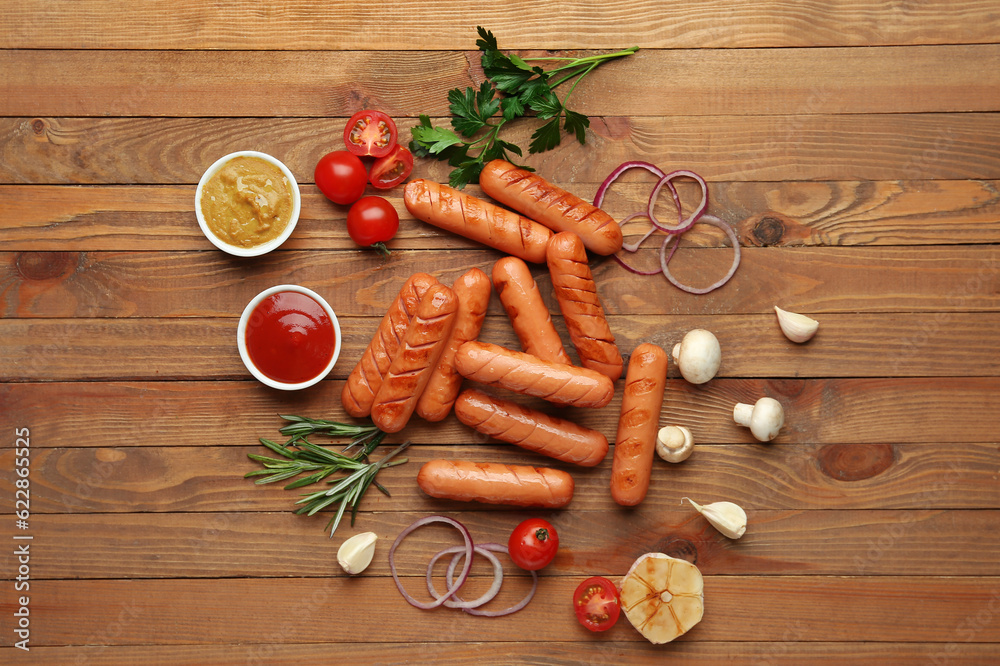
[245, 291, 335, 384]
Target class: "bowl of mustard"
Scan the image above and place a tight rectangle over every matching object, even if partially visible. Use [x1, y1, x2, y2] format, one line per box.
[195, 151, 301, 257]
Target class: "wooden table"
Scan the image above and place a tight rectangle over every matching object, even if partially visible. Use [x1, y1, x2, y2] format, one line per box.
[3, 3, 1000, 663]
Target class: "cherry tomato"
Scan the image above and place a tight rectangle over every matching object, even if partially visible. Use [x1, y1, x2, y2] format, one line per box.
[369, 145, 414, 189]
[573, 576, 621, 632]
[346, 196, 399, 253]
[343, 109, 397, 158]
[314, 151, 367, 205]
[508, 518, 559, 571]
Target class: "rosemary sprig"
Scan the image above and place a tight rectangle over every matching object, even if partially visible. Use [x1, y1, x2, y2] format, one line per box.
[245, 416, 409, 537]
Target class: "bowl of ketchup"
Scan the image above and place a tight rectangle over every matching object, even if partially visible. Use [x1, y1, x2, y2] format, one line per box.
[237, 285, 341, 390]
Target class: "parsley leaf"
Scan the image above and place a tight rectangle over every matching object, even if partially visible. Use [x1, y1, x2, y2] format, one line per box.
[411, 27, 637, 187]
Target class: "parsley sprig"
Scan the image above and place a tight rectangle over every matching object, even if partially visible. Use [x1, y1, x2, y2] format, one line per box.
[410, 27, 638, 189]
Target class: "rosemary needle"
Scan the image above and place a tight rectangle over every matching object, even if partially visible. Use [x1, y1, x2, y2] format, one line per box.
[245, 416, 409, 537]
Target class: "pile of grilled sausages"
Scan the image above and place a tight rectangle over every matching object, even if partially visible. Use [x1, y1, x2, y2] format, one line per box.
[341, 159, 669, 509]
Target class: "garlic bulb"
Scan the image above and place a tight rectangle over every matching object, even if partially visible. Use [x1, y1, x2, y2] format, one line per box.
[683, 498, 747, 539]
[337, 531, 378, 574]
[774, 306, 819, 343]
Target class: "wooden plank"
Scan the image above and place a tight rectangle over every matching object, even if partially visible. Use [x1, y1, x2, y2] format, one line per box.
[3, 442, 997, 513]
[3, 510, 996, 579]
[3, 247, 998, 318]
[2, 312, 997, 381]
[4, 1, 998, 50]
[5, 642, 996, 665]
[4, 180, 1000, 251]
[11, 576, 1000, 644]
[4, 46, 1000, 117]
[4, 378, 1000, 447]
[4, 113, 999, 184]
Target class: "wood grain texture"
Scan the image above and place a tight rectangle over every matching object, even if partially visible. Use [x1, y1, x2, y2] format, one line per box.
[3, 443, 997, 514]
[4, 642, 997, 665]
[4, 378, 1000, 447]
[4, 113, 999, 184]
[9, 577, 1000, 645]
[4, 46, 999, 117]
[4, 510, 996, 579]
[2, 312, 997, 380]
[3, 180, 1000, 251]
[3, 247, 998, 318]
[4, 1, 998, 49]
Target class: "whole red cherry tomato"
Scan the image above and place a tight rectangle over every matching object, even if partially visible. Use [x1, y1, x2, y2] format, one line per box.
[573, 576, 621, 632]
[314, 151, 367, 205]
[507, 518, 559, 571]
[346, 196, 399, 255]
[343, 110, 397, 158]
[369, 145, 414, 189]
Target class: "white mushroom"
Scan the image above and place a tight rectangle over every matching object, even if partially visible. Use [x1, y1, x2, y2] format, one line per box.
[656, 426, 694, 463]
[733, 397, 785, 442]
[671, 329, 721, 384]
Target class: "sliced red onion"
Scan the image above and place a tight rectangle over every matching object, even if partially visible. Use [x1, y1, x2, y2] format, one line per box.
[619, 212, 657, 253]
[389, 515, 473, 610]
[648, 170, 708, 235]
[446, 542, 538, 617]
[659, 214, 741, 294]
[426, 545, 503, 609]
[593, 161, 665, 210]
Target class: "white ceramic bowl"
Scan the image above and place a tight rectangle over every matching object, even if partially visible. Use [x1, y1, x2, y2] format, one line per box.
[237, 285, 342, 391]
[195, 150, 301, 257]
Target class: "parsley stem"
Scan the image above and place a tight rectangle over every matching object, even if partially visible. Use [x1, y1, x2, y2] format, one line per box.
[528, 46, 639, 70]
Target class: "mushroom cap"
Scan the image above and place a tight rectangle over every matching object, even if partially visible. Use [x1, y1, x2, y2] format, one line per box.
[656, 426, 694, 463]
[750, 397, 784, 441]
[672, 329, 721, 384]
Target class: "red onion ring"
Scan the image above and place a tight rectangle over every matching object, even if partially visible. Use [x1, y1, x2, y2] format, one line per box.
[660, 214, 741, 294]
[648, 170, 708, 235]
[426, 545, 503, 609]
[593, 161, 665, 209]
[446, 543, 538, 617]
[389, 515, 473, 610]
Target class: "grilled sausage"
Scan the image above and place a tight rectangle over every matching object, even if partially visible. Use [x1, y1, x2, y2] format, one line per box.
[479, 159, 623, 256]
[415, 267, 492, 422]
[492, 256, 572, 365]
[611, 343, 669, 506]
[454, 341, 615, 409]
[454, 388, 609, 467]
[416, 459, 574, 508]
[403, 178, 554, 263]
[341, 273, 437, 418]
[546, 231, 624, 381]
[371, 283, 458, 433]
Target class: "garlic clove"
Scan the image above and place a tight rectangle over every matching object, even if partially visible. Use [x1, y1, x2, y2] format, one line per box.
[683, 498, 747, 539]
[774, 306, 819, 343]
[656, 425, 694, 463]
[337, 531, 378, 575]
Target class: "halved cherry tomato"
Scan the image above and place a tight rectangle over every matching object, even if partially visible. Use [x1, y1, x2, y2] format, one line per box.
[314, 151, 367, 205]
[369, 145, 414, 190]
[508, 518, 559, 571]
[343, 110, 397, 158]
[346, 195, 399, 255]
[573, 576, 621, 632]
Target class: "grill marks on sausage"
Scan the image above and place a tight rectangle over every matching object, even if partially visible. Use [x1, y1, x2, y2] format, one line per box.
[546, 232, 623, 381]
[479, 159, 623, 256]
[403, 179, 552, 263]
[342, 273, 437, 417]
[454, 341, 614, 409]
[416, 459, 575, 508]
[371, 283, 458, 433]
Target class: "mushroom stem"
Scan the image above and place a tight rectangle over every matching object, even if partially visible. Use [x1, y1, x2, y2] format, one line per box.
[733, 403, 753, 427]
